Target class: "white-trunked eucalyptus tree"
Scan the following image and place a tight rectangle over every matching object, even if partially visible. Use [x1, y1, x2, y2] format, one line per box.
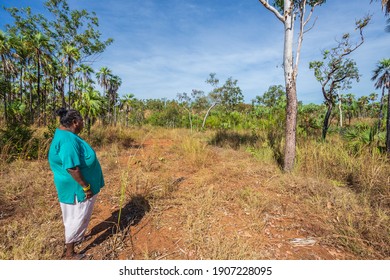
[257, 0, 325, 172]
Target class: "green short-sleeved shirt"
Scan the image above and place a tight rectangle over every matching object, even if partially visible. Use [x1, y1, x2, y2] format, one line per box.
[48, 128, 104, 204]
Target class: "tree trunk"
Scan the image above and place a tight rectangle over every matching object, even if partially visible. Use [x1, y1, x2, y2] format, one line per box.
[19, 67, 23, 102]
[282, 0, 297, 172]
[52, 78, 57, 120]
[386, 87, 390, 155]
[338, 94, 343, 127]
[188, 109, 193, 132]
[284, 81, 298, 172]
[1, 57, 9, 124]
[114, 103, 117, 126]
[3, 79, 8, 124]
[378, 87, 385, 131]
[348, 111, 352, 126]
[86, 115, 91, 136]
[43, 81, 47, 126]
[202, 102, 218, 129]
[29, 82, 33, 124]
[37, 57, 41, 126]
[68, 62, 71, 109]
[322, 103, 333, 140]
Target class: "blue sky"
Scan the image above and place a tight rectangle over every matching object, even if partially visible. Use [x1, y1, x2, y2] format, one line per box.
[0, 0, 388, 104]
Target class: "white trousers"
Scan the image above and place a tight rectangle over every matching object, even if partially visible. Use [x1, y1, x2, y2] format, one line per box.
[60, 195, 97, 244]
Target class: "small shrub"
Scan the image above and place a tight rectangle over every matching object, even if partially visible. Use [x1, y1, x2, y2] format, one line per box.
[209, 130, 258, 150]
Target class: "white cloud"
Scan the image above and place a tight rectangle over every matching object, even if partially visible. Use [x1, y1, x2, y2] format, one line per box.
[3, 0, 384, 104]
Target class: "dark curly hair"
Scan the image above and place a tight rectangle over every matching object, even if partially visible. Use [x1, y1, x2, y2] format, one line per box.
[56, 108, 83, 128]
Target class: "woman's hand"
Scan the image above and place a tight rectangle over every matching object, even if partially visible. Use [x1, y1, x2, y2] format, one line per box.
[67, 167, 93, 200]
[84, 189, 93, 199]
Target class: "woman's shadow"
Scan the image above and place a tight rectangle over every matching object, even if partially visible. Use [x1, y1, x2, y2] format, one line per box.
[80, 194, 150, 254]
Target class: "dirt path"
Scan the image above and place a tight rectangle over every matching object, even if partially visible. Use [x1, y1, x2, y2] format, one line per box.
[77, 136, 356, 260]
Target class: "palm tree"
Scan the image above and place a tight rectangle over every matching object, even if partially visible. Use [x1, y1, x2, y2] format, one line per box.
[10, 34, 32, 103]
[371, 58, 390, 153]
[95, 66, 112, 123]
[0, 30, 18, 124]
[53, 62, 68, 109]
[75, 64, 94, 102]
[73, 84, 104, 135]
[107, 75, 122, 125]
[119, 93, 136, 127]
[77, 64, 94, 86]
[357, 96, 369, 118]
[62, 44, 80, 108]
[31, 32, 52, 125]
[96, 66, 112, 97]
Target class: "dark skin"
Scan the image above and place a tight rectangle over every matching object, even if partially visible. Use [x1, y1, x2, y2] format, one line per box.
[60, 117, 93, 259]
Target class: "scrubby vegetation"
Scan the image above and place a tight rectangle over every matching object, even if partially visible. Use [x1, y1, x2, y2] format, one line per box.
[0, 0, 389, 260]
[0, 122, 389, 259]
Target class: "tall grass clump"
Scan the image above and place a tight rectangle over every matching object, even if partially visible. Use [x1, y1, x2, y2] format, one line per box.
[297, 136, 354, 180]
[295, 135, 390, 258]
[209, 130, 259, 150]
[297, 136, 389, 205]
[0, 159, 64, 259]
[86, 124, 140, 149]
[0, 124, 53, 162]
[176, 132, 214, 169]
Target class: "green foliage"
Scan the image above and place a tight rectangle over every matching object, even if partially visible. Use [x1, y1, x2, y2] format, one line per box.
[342, 122, 386, 154]
[0, 123, 34, 160]
[44, 120, 58, 139]
[203, 114, 220, 129]
[209, 130, 259, 150]
[309, 16, 370, 106]
[204, 73, 244, 113]
[147, 101, 181, 127]
[6, 101, 30, 126]
[270, 0, 326, 15]
[309, 16, 371, 140]
[298, 103, 324, 137]
[1, 0, 113, 126]
[254, 85, 286, 108]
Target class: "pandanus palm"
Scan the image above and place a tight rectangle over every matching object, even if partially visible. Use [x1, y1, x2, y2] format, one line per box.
[77, 64, 94, 86]
[107, 75, 122, 125]
[119, 93, 136, 127]
[75, 64, 94, 101]
[62, 44, 80, 108]
[10, 34, 32, 102]
[96, 66, 112, 97]
[0, 30, 16, 123]
[73, 84, 104, 135]
[96, 66, 112, 123]
[371, 58, 390, 153]
[31, 32, 52, 124]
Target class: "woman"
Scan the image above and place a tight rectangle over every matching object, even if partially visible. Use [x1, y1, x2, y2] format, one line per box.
[48, 108, 104, 259]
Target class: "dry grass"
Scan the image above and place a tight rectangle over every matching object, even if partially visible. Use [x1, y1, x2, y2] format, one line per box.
[0, 126, 389, 259]
[0, 160, 64, 259]
[294, 136, 390, 258]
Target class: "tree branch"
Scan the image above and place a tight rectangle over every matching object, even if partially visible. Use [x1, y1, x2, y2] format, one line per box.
[258, 0, 284, 23]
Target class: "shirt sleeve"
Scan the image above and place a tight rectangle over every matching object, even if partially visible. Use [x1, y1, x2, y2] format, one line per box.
[59, 139, 82, 170]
